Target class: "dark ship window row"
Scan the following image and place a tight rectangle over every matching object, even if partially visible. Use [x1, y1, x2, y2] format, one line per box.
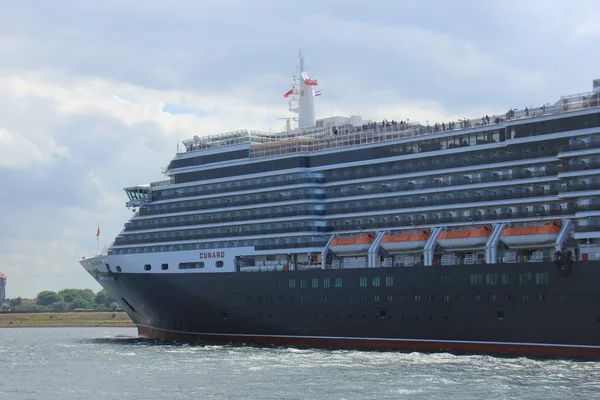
[166, 140, 559, 204]
[320, 143, 561, 183]
[577, 216, 600, 232]
[469, 272, 550, 285]
[115, 202, 573, 250]
[179, 262, 205, 269]
[139, 188, 325, 217]
[114, 220, 328, 246]
[565, 177, 600, 193]
[116, 201, 573, 249]
[153, 144, 563, 218]
[139, 261, 225, 270]
[309, 129, 504, 168]
[170, 112, 597, 185]
[109, 235, 329, 255]
[168, 148, 250, 170]
[173, 129, 561, 185]
[290, 277, 344, 289]
[139, 179, 562, 226]
[326, 183, 560, 216]
[576, 197, 600, 214]
[246, 292, 600, 304]
[509, 111, 600, 139]
[329, 201, 574, 231]
[128, 204, 325, 231]
[566, 154, 600, 173]
[324, 164, 558, 199]
[286, 274, 549, 290]
[155, 172, 324, 201]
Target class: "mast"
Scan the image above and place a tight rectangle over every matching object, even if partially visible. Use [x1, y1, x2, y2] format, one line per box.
[285, 49, 318, 128]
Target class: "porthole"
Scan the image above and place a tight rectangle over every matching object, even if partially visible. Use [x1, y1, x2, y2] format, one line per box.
[144, 264, 151, 271]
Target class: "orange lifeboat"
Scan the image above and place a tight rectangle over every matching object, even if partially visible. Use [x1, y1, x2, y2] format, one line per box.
[380, 230, 429, 253]
[500, 221, 560, 248]
[329, 233, 374, 255]
[437, 226, 491, 250]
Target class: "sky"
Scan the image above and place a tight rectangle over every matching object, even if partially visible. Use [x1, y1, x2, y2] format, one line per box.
[1, 0, 600, 298]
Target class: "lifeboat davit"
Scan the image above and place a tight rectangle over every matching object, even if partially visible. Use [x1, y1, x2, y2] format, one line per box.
[380, 230, 429, 253]
[437, 226, 491, 250]
[500, 221, 560, 248]
[329, 233, 374, 255]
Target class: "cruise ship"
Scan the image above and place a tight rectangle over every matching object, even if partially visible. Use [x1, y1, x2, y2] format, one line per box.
[81, 53, 600, 357]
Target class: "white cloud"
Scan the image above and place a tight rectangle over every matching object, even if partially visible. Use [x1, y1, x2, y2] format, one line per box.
[0, 127, 68, 169]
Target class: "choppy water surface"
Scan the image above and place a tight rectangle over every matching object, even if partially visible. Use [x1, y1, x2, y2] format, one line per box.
[1, 328, 599, 399]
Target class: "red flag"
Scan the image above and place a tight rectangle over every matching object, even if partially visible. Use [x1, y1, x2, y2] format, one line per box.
[304, 78, 318, 86]
[96, 224, 100, 237]
[283, 88, 294, 98]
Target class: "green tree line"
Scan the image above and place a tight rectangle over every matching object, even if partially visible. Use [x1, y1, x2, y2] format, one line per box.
[5, 289, 119, 312]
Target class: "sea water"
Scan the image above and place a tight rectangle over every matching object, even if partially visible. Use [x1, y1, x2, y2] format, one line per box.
[1, 327, 599, 399]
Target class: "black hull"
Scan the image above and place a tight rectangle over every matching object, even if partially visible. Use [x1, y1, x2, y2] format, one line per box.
[98, 261, 600, 357]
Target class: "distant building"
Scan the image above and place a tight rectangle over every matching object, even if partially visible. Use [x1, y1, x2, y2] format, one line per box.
[0, 273, 5, 301]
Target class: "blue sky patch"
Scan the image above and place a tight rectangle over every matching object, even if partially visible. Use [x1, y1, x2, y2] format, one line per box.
[162, 103, 215, 117]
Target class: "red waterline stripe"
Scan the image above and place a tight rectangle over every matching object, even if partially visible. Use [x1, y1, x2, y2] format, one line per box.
[136, 325, 600, 358]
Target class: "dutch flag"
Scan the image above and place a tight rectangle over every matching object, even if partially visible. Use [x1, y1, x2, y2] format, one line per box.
[314, 90, 322, 97]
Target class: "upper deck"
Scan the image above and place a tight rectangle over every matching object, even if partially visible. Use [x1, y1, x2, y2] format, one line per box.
[178, 89, 600, 162]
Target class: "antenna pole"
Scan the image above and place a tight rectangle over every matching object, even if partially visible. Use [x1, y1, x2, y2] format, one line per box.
[176, 121, 180, 154]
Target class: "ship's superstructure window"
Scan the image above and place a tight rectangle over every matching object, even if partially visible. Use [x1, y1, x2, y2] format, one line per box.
[443, 294, 450, 303]
[485, 274, 498, 285]
[473, 294, 481, 302]
[385, 276, 393, 287]
[300, 278, 307, 288]
[179, 262, 204, 269]
[216, 261, 224, 268]
[501, 273, 514, 285]
[521, 294, 530, 301]
[161, 263, 169, 270]
[144, 264, 151, 271]
[335, 277, 343, 287]
[372, 277, 381, 287]
[469, 274, 483, 285]
[518, 273, 533, 284]
[323, 278, 330, 288]
[359, 277, 367, 287]
[414, 294, 421, 302]
[535, 272, 549, 284]
[489, 294, 497, 302]
[289, 279, 296, 289]
[311, 278, 319, 288]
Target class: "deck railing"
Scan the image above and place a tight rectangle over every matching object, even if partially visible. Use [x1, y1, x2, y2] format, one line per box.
[180, 90, 600, 159]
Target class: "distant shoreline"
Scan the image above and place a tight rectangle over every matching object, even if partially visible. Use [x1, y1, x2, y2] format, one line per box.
[0, 311, 134, 328]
